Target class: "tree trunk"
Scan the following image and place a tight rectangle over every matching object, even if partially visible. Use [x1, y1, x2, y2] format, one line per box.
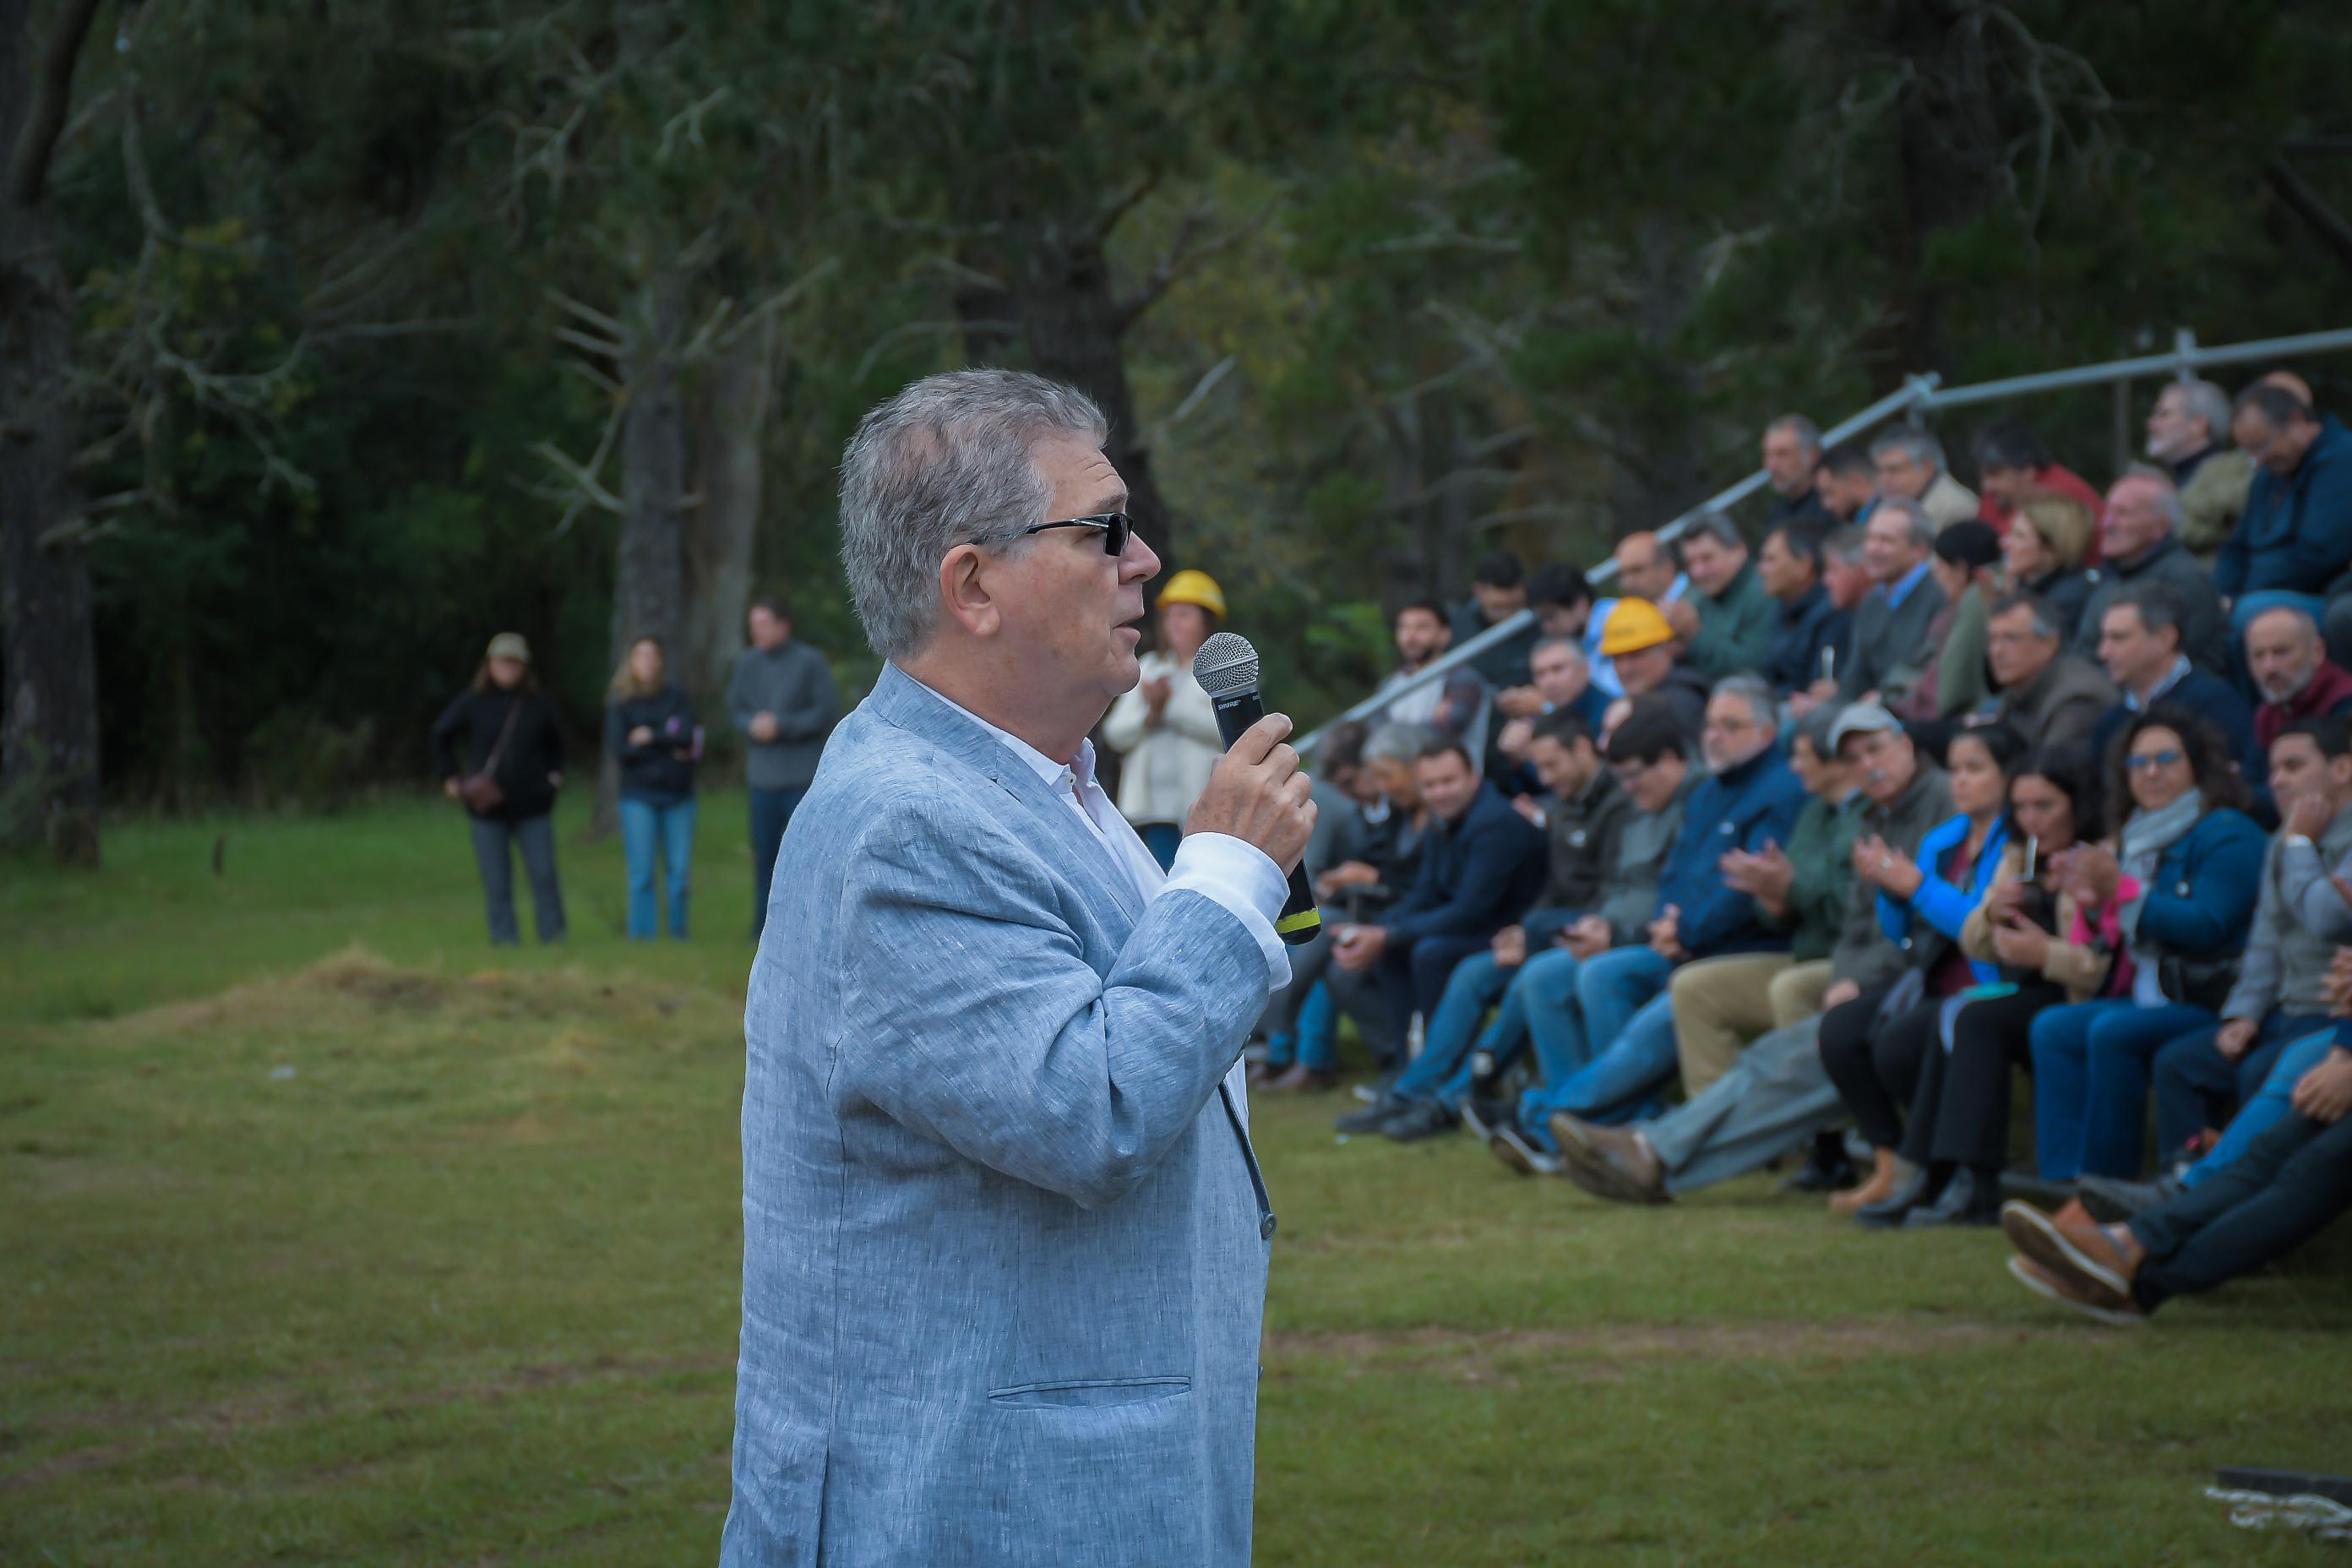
[1015, 227, 1174, 569]
[679, 313, 772, 705]
[0, 3, 102, 864]
[596, 267, 689, 835]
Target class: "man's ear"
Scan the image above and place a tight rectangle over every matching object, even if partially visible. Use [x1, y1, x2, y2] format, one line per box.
[937, 546, 1002, 640]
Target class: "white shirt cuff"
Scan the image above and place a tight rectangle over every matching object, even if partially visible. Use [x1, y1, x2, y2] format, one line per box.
[1163, 831, 1293, 989]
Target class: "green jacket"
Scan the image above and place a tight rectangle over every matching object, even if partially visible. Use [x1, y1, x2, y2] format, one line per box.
[1934, 585, 1992, 721]
[1686, 561, 1778, 683]
[2179, 447, 2256, 565]
[1832, 763, 1955, 990]
[1762, 790, 1865, 963]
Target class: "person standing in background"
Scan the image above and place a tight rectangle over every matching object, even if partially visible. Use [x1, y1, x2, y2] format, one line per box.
[607, 635, 700, 940]
[727, 599, 841, 940]
[1102, 569, 1228, 868]
[430, 632, 569, 946]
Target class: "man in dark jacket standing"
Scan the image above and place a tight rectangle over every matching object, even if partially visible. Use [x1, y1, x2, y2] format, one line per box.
[1330, 738, 1547, 1069]
[2219, 385, 2352, 646]
[727, 598, 841, 939]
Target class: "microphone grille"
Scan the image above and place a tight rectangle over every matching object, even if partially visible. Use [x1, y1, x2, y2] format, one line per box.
[1192, 631, 1260, 697]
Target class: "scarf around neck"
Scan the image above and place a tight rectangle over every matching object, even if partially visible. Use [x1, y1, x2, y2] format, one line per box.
[2120, 787, 2206, 885]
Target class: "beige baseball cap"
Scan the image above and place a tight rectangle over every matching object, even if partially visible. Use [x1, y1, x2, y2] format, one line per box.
[486, 632, 531, 663]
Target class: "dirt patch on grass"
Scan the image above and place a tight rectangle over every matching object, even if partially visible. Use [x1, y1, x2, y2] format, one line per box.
[1264, 1316, 2106, 1386]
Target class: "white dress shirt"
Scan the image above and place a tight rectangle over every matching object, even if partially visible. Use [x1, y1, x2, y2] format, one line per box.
[956, 705, 1293, 991]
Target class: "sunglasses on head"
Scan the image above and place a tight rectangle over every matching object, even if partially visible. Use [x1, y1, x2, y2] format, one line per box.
[968, 511, 1133, 557]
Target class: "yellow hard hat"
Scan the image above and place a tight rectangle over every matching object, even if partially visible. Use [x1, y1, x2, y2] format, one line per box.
[1157, 569, 1227, 620]
[1599, 597, 1674, 656]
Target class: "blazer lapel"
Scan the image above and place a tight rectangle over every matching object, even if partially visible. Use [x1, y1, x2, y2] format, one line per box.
[867, 665, 1142, 939]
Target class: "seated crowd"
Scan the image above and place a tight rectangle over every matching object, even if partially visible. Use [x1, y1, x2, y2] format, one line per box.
[1262, 373, 2352, 1327]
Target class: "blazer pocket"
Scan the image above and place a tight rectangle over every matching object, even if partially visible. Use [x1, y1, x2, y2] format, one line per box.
[987, 1375, 1191, 1410]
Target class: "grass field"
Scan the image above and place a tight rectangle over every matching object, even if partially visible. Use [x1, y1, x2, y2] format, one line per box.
[5, 793, 2349, 1565]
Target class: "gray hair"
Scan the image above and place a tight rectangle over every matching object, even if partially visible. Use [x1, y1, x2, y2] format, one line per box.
[1364, 721, 1438, 766]
[1531, 634, 1587, 667]
[2167, 378, 2233, 444]
[1989, 590, 2062, 641]
[1871, 495, 1937, 550]
[2247, 602, 2322, 646]
[1683, 510, 1745, 553]
[1712, 674, 1779, 732]
[1767, 413, 1822, 454]
[837, 369, 1109, 659]
[1869, 425, 1946, 472]
[1823, 525, 1866, 566]
[2117, 462, 2189, 531]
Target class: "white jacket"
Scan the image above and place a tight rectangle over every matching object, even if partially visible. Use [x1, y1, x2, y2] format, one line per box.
[1102, 650, 1223, 825]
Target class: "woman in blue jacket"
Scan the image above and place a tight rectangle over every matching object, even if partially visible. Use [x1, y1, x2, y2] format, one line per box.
[2028, 706, 2265, 1184]
[1820, 724, 2022, 1222]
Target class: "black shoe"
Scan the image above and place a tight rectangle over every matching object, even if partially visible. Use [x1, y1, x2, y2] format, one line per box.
[1903, 1165, 2001, 1228]
[1999, 1171, 2078, 1208]
[1779, 1130, 1859, 1193]
[1853, 1164, 1938, 1230]
[1381, 1102, 1460, 1142]
[1335, 1093, 1409, 1135]
[1459, 1095, 1520, 1146]
[2077, 1173, 2186, 1223]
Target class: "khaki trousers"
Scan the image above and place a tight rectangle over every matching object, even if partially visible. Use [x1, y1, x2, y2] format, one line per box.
[1669, 955, 1835, 1095]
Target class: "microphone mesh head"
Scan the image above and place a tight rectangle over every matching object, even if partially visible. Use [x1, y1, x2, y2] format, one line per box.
[1192, 631, 1260, 697]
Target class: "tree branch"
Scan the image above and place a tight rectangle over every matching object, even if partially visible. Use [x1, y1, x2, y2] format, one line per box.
[1115, 204, 1265, 333]
[2264, 157, 2352, 272]
[7, 0, 104, 209]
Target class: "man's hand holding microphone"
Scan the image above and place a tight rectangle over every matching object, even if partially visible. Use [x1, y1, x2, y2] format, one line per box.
[1184, 711, 1317, 874]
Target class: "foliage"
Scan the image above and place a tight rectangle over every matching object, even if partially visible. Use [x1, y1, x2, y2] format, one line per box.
[13, 0, 2352, 803]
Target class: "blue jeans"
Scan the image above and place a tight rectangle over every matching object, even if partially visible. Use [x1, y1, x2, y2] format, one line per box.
[2153, 1010, 2327, 1163]
[1395, 950, 1516, 1107]
[1517, 945, 1680, 1146]
[1264, 981, 1339, 1072]
[2028, 999, 2216, 1179]
[1515, 948, 1594, 1086]
[749, 785, 807, 939]
[467, 813, 565, 945]
[2182, 1028, 2340, 1190]
[619, 792, 696, 939]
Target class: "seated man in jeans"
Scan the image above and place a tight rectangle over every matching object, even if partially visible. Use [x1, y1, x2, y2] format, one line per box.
[1326, 738, 1547, 1076]
[1342, 708, 1646, 1141]
[2000, 1039, 2352, 1325]
[1476, 679, 1809, 1173]
[2146, 717, 2352, 1173]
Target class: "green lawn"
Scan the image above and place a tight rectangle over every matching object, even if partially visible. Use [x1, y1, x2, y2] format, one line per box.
[4, 797, 2348, 1565]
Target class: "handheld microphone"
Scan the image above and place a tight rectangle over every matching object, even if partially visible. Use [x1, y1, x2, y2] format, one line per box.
[1192, 632, 1324, 947]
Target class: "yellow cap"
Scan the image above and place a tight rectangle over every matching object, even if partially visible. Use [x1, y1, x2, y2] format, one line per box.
[1157, 569, 1227, 620]
[1599, 597, 1674, 656]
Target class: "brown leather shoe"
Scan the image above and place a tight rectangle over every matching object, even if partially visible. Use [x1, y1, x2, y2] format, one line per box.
[1263, 1064, 1340, 1093]
[2006, 1255, 2147, 1327]
[2000, 1200, 2135, 1304]
[1550, 1113, 1669, 1204]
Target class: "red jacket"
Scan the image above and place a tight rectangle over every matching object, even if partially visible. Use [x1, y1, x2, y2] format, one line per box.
[2256, 660, 2352, 750]
[1982, 463, 2110, 564]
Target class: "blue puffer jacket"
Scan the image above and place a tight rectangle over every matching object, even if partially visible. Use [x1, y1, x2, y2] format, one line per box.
[2215, 414, 2352, 599]
[1877, 811, 2011, 984]
[1653, 747, 1810, 958]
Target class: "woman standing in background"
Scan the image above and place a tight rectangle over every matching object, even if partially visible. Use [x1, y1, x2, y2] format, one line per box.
[607, 635, 700, 940]
[430, 633, 569, 946]
[1102, 569, 1228, 868]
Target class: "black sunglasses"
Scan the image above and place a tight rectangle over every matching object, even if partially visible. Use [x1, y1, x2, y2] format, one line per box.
[969, 511, 1133, 557]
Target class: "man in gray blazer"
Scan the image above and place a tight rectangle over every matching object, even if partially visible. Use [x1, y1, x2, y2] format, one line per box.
[721, 369, 1315, 1567]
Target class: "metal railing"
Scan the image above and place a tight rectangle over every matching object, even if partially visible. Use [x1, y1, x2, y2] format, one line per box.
[1299, 324, 2352, 752]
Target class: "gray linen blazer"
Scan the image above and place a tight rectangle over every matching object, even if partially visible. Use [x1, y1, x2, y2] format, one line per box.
[720, 662, 1278, 1567]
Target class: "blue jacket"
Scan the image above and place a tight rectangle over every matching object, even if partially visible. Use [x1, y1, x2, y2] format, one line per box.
[2215, 414, 2352, 599]
[1877, 811, 2010, 984]
[2134, 808, 2267, 958]
[1654, 747, 1810, 957]
[727, 665, 1280, 1566]
[1384, 780, 1549, 948]
[1762, 582, 1852, 694]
